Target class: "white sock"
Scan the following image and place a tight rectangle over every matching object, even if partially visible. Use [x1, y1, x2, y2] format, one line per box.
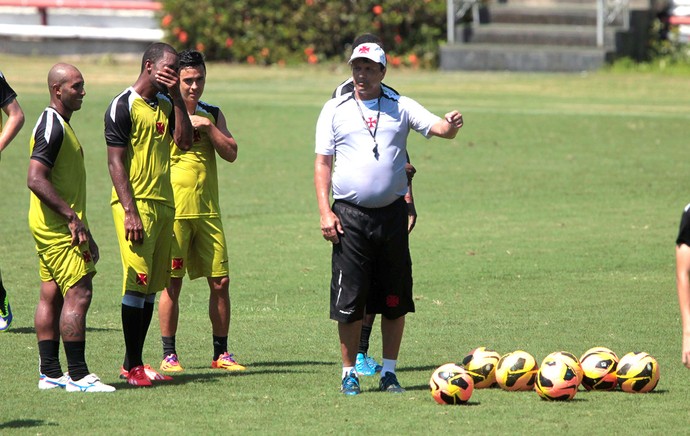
[381, 359, 397, 377]
[342, 366, 355, 378]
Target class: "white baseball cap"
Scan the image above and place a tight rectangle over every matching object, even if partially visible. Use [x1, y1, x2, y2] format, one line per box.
[349, 43, 386, 67]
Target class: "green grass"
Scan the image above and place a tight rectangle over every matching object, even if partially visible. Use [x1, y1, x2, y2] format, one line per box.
[1, 55, 690, 434]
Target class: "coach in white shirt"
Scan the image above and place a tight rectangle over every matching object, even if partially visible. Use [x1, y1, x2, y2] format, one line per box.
[314, 42, 464, 395]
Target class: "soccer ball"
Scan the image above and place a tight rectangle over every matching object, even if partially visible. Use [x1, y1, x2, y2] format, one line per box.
[495, 350, 538, 391]
[460, 347, 501, 389]
[535, 358, 581, 401]
[429, 363, 474, 405]
[615, 351, 660, 393]
[541, 351, 583, 385]
[579, 347, 618, 391]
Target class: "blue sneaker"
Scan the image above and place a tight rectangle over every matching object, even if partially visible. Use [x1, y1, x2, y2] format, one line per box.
[355, 353, 376, 376]
[341, 370, 360, 395]
[379, 371, 405, 393]
[365, 355, 383, 373]
[0, 297, 12, 332]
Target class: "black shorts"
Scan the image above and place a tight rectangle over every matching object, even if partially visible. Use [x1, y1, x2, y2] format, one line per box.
[677, 203, 690, 246]
[329, 197, 414, 323]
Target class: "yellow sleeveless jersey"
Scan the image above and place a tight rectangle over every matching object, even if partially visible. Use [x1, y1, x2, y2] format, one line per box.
[170, 101, 222, 218]
[28, 108, 88, 252]
[104, 87, 176, 208]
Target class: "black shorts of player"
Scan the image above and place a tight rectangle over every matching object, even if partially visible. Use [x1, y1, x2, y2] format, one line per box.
[329, 197, 414, 323]
[677, 203, 690, 246]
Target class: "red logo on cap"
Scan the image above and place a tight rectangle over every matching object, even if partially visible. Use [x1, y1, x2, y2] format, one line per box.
[358, 45, 371, 54]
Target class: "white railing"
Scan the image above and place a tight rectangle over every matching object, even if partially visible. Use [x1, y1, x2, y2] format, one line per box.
[446, 0, 631, 47]
[446, 0, 481, 43]
[597, 0, 630, 46]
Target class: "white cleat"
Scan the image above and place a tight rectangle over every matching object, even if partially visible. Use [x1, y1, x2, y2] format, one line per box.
[66, 373, 116, 392]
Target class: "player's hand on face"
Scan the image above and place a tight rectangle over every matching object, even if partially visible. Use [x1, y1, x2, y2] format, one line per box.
[124, 211, 144, 244]
[68, 216, 89, 247]
[155, 66, 180, 94]
[321, 211, 343, 244]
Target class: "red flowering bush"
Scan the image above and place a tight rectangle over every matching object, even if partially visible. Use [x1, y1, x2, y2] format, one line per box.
[160, 0, 446, 67]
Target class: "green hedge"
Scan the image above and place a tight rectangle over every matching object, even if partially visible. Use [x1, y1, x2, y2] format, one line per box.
[160, 0, 447, 67]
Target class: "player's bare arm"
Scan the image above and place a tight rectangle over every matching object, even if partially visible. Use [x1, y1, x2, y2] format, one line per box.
[676, 244, 690, 368]
[0, 99, 24, 153]
[107, 145, 144, 243]
[160, 66, 194, 152]
[314, 154, 342, 244]
[429, 110, 463, 139]
[87, 230, 99, 264]
[192, 110, 237, 162]
[27, 159, 88, 247]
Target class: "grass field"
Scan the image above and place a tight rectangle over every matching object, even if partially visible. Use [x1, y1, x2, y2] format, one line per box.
[1, 54, 690, 434]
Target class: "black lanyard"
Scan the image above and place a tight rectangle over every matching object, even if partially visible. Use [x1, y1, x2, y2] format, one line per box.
[355, 95, 381, 159]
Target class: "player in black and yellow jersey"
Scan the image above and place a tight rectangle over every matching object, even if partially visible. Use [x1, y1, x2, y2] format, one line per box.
[105, 42, 193, 387]
[157, 49, 243, 373]
[0, 70, 24, 332]
[28, 63, 114, 392]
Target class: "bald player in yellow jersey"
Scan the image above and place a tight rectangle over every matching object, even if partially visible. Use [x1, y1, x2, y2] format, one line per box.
[105, 42, 193, 387]
[29, 63, 114, 392]
[157, 49, 242, 373]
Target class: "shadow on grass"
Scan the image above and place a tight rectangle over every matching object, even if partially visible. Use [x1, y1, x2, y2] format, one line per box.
[3, 326, 117, 335]
[248, 360, 333, 367]
[110, 367, 311, 389]
[397, 364, 438, 373]
[0, 419, 57, 430]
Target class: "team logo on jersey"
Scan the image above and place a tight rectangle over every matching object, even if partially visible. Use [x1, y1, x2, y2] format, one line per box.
[156, 122, 165, 134]
[172, 257, 184, 270]
[358, 45, 371, 54]
[136, 272, 148, 286]
[82, 250, 92, 263]
[366, 117, 377, 128]
[386, 295, 400, 308]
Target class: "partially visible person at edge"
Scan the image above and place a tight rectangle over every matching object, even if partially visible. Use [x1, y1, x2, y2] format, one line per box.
[675, 203, 690, 368]
[314, 42, 463, 395]
[331, 34, 419, 377]
[104, 42, 193, 387]
[157, 49, 244, 373]
[0, 70, 25, 331]
[28, 63, 115, 392]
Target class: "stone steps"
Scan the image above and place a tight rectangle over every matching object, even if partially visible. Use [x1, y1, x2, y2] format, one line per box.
[440, 43, 612, 71]
[441, 1, 653, 72]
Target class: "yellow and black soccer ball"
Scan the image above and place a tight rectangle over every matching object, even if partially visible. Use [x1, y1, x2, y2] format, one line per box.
[461, 347, 501, 389]
[535, 358, 581, 401]
[615, 351, 660, 393]
[495, 350, 538, 391]
[541, 351, 583, 385]
[429, 363, 474, 405]
[579, 346, 618, 391]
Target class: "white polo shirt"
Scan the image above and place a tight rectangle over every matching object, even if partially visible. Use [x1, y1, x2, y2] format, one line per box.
[315, 92, 440, 208]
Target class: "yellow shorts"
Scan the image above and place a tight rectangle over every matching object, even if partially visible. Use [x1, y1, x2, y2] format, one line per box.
[112, 199, 174, 295]
[37, 239, 97, 296]
[171, 217, 229, 280]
